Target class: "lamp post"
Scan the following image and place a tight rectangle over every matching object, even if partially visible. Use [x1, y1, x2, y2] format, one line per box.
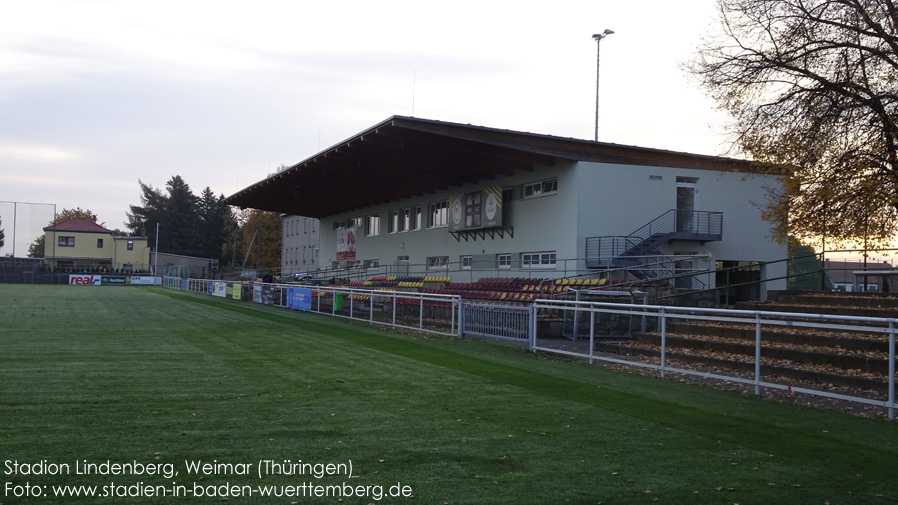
[593, 29, 614, 142]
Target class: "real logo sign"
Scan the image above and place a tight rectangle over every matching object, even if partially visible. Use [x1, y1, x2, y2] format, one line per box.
[69, 275, 101, 286]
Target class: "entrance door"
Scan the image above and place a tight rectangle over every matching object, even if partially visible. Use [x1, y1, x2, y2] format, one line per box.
[396, 256, 410, 277]
[676, 178, 697, 233]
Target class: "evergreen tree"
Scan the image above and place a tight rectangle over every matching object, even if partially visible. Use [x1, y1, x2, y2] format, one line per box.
[128, 176, 203, 257]
[197, 187, 235, 262]
[127, 180, 167, 248]
[128, 177, 239, 262]
[164, 176, 202, 256]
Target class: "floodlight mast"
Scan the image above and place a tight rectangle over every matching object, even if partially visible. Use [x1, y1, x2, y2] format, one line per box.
[593, 29, 614, 142]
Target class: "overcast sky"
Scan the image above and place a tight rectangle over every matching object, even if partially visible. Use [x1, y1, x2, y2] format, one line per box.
[0, 0, 732, 256]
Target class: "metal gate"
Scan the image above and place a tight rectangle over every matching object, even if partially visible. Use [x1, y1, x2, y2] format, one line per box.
[461, 302, 533, 342]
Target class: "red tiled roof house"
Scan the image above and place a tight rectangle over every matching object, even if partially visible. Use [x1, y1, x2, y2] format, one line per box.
[43, 219, 151, 273]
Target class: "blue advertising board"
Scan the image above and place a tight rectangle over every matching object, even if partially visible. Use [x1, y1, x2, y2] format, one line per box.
[286, 287, 313, 311]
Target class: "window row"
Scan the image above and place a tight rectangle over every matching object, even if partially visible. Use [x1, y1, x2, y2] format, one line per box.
[428, 251, 557, 270]
[356, 179, 556, 238]
[285, 217, 318, 236]
[366, 203, 440, 237]
[56, 236, 135, 250]
[284, 246, 316, 265]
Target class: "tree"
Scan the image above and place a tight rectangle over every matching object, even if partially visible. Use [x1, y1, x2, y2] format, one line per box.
[240, 210, 282, 270]
[787, 237, 830, 289]
[197, 187, 236, 261]
[127, 176, 202, 257]
[163, 176, 203, 256]
[56, 207, 100, 225]
[128, 177, 239, 264]
[28, 236, 44, 258]
[0, 217, 5, 250]
[127, 180, 166, 245]
[688, 0, 898, 246]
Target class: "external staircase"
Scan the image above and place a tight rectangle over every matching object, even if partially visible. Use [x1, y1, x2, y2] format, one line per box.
[585, 209, 723, 281]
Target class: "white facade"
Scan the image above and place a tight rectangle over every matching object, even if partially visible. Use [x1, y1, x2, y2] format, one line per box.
[317, 159, 787, 296]
[281, 215, 319, 276]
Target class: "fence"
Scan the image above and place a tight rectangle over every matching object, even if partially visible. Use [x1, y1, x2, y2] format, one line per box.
[461, 302, 533, 342]
[532, 299, 897, 420]
[159, 277, 897, 419]
[163, 277, 460, 337]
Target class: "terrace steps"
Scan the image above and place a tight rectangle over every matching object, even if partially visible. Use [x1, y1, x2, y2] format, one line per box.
[595, 292, 897, 392]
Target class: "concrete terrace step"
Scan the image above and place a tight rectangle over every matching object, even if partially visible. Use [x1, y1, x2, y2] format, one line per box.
[633, 331, 891, 375]
[594, 341, 888, 392]
[666, 321, 890, 353]
[775, 293, 898, 310]
[736, 292, 898, 320]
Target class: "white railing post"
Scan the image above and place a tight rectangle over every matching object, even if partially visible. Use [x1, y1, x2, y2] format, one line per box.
[458, 300, 466, 338]
[529, 303, 537, 352]
[755, 312, 762, 397]
[659, 307, 666, 379]
[889, 321, 895, 421]
[589, 307, 595, 365]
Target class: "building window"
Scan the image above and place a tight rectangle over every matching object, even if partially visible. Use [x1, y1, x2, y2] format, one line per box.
[97, 239, 104, 248]
[429, 200, 448, 228]
[460, 255, 473, 270]
[366, 214, 381, 237]
[400, 208, 411, 232]
[127, 241, 134, 251]
[497, 253, 511, 269]
[521, 251, 557, 269]
[58, 236, 75, 247]
[411, 205, 422, 231]
[522, 178, 558, 199]
[388, 210, 400, 234]
[427, 256, 449, 270]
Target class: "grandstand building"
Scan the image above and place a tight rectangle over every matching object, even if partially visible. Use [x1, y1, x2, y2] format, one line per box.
[226, 116, 788, 300]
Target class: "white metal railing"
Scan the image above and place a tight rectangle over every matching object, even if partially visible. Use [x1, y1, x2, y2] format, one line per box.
[269, 284, 461, 337]
[532, 299, 897, 420]
[159, 276, 897, 419]
[462, 302, 533, 342]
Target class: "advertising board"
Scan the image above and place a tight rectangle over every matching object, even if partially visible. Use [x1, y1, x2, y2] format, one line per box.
[69, 275, 101, 286]
[130, 276, 161, 286]
[286, 287, 312, 311]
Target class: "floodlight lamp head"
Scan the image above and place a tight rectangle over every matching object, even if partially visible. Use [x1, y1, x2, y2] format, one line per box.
[592, 29, 614, 41]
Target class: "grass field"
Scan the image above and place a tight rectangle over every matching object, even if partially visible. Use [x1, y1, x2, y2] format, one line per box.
[1, 284, 896, 504]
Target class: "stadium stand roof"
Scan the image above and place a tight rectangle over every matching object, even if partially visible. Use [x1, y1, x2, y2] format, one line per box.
[225, 115, 757, 219]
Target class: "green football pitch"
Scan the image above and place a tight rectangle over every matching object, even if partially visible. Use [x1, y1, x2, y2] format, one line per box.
[1, 285, 896, 504]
